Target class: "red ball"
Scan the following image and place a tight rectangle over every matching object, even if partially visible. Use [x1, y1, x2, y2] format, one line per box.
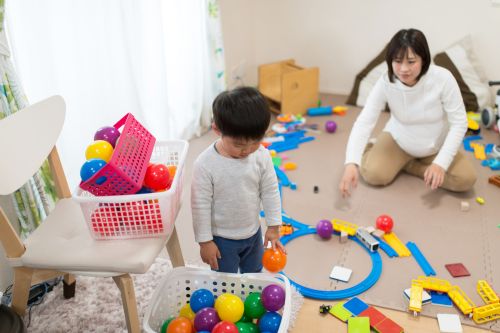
[144, 163, 171, 191]
[376, 214, 394, 233]
[212, 321, 238, 333]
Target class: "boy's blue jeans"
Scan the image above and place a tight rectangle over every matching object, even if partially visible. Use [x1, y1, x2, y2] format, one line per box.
[212, 228, 264, 273]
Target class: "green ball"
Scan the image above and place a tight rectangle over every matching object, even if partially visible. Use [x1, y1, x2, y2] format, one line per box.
[238, 313, 252, 322]
[160, 317, 174, 333]
[244, 292, 266, 319]
[236, 321, 259, 333]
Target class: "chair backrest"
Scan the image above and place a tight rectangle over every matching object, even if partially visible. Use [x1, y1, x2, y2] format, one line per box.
[0, 96, 65, 195]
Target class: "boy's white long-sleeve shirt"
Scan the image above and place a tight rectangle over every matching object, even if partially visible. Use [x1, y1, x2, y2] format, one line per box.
[191, 142, 282, 243]
[345, 65, 467, 171]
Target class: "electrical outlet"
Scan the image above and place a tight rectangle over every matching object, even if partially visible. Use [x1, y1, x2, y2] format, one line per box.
[231, 60, 247, 82]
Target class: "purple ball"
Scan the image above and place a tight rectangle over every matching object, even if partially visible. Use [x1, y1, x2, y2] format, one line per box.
[194, 307, 220, 332]
[316, 219, 333, 239]
[325, 120, 337, 133]
[261, 284, 286, 312]
[94, 126, 120, 148]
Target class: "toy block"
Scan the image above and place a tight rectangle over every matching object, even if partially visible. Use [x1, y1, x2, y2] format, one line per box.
[416, 276, 452, 293]
[437, 313, 463, 333]
[408, 280, 423, 314]
[462, 135, 482, 152]
[445, 263, 470, 277]
[330, 265, 352, 282]
[382, 232, 411, 257]
[372, 229, 385, 238]
[258, 59, 319, 115]
[430, 291, 453, 307]
[471, 143, 486, 160]
[447, 285, 476, 315]
[460, 201, 470, 212]
[359, 306, 386, 327]
[332, 219, 358, 236]
[472, 302, 500, 324]
[343, 297, 369, 316]
[348, 316, 370, 333]
[406, 241, 436, 276]
[329, 301, 353, 322]
[340, 231, 349, 243]
[373, 317, 404, 333]
[477, 280, 499, 304]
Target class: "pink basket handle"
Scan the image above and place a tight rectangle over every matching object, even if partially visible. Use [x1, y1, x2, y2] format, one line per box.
[113, 113, 132, 130]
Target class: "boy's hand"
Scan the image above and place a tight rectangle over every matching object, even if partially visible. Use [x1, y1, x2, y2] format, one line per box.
[264, 226, 287, 254]
[199, 241, 221, 270]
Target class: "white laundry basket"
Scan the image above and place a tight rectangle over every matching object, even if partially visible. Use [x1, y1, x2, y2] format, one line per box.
[143, 267, 292, 333]
[73, 140, 188, 240]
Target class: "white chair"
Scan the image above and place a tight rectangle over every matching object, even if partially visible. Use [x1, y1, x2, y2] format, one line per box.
[0, 96, 185, 332]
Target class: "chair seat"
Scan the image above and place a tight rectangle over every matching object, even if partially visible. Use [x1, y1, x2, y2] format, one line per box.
[22, 199, 167, 274]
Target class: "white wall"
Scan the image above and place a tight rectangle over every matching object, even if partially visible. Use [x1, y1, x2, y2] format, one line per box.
[221, 0, 500, 95]
[0, 196, 18, 292]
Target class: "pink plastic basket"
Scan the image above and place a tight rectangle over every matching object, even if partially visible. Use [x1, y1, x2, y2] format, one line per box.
[79, 113, 156, 196]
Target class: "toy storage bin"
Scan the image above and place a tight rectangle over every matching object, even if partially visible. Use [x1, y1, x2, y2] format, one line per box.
[73, 140, 188, 240]
[143, 267, 292, 333]
[258, 59, 319, 115]
[80, 113, 156, 196]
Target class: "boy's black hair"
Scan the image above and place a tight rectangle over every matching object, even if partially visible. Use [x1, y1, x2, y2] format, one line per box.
[386, 28, 431, 83]
[212, 86, 270, 140]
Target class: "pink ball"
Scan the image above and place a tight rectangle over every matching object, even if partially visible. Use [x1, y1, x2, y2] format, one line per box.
[316, 219, 333, 239]
[94, 126, 120, 148]
[261, 284, 286, 312]
[325, 120, 337, 133]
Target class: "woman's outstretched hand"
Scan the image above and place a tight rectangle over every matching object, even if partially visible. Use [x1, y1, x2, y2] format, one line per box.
[424, 163, 445, 190]
[339, 163, 359, 198]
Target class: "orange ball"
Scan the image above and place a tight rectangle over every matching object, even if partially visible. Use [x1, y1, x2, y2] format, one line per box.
[166, 317, 193, 333]
[262, 248, 287, 273]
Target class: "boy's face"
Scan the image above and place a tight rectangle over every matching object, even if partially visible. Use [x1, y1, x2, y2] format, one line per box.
[219, 136, 261, 159]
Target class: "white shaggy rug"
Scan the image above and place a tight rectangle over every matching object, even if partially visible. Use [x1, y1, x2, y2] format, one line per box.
[26, 258, 303, 332]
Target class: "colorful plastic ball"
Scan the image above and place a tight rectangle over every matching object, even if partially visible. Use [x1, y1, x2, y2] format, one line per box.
[160, 317, 175, 333]
[193, 307, 219, 332]
[80, 158, 106, 182]
[214, 293, 244, 323]
[325, 120, 337, 133]
[235, 321, 259, 333]
[211, 321, 238, 333]
[136, 186, 153, 194]
[190, 288, 215, 313]
[262, 249, 287, 273]
[85, 140, 114, 163]
[316, 219, 333, 239]
[94, 126, 120, 148]
[261, 284, 286, 312]
[238, 313, 252, 323]
[244, 292, 266, 319]
[258, 312, 282, 333]
[144, 163, 171, 191]
[179, 303, 196, 322]
[166, 317, 193, 333]
[376, 214, 394, 233]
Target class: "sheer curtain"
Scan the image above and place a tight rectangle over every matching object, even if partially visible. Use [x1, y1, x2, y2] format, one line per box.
[6, 0, 225, 188]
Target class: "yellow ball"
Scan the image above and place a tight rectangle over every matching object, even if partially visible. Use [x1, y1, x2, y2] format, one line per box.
[214, 293, 244, 323]
[178, 303, 195, 323]
[85, 140, 114, 162]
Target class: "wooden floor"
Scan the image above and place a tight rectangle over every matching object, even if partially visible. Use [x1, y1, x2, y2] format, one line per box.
[290, 299, 492, 332]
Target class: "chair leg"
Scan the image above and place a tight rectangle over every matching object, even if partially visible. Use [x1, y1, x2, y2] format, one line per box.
[166, 225, 185, 267]
[63, 273, 76, 299]
[11, 267, 34, 316]
[113, 274, 140, 333]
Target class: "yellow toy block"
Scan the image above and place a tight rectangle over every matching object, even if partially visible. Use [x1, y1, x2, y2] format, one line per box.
[472, 302, 500, 324]
[409, 280, 423, 314]
[382, 232, 411, 257]
[477, 280, 499, 304]
[448, 285, 476, 316]
[471, 143, 486, 160]
[331, 219, 358, 236]
[416, 276, 452, 293]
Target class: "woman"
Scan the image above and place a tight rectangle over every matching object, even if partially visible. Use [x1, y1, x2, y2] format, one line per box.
[340, 29, 476, 197]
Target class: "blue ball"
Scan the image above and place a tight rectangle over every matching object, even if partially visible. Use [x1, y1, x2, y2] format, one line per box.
[80, 159, 106, 182]
[258, 311, 282, 333]
[190, 288, 215, 313]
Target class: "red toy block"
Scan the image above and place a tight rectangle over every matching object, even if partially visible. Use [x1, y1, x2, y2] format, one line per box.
[359, 306, 386, 327]
[373, 317, 404, 333]
[445, 263, 470, 277]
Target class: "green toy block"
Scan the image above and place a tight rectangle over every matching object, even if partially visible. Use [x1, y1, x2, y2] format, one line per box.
[348, 316, 370, 333]
[329, 301, 353, 322]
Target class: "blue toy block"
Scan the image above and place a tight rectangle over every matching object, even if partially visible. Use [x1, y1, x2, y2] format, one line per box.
[430, 291, 453, 307]
[343, 297, 369, 316]
[307, 106, 333, 116]
[406, 241, 436, 276]
[485, 143, 494, 154]
[374, 236, 398, 258]
[462, 135, 482, 152]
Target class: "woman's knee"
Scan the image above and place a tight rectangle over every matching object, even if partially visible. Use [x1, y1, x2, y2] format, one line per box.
[360, 164, 396, 186]
[446, 171, 477, 192]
